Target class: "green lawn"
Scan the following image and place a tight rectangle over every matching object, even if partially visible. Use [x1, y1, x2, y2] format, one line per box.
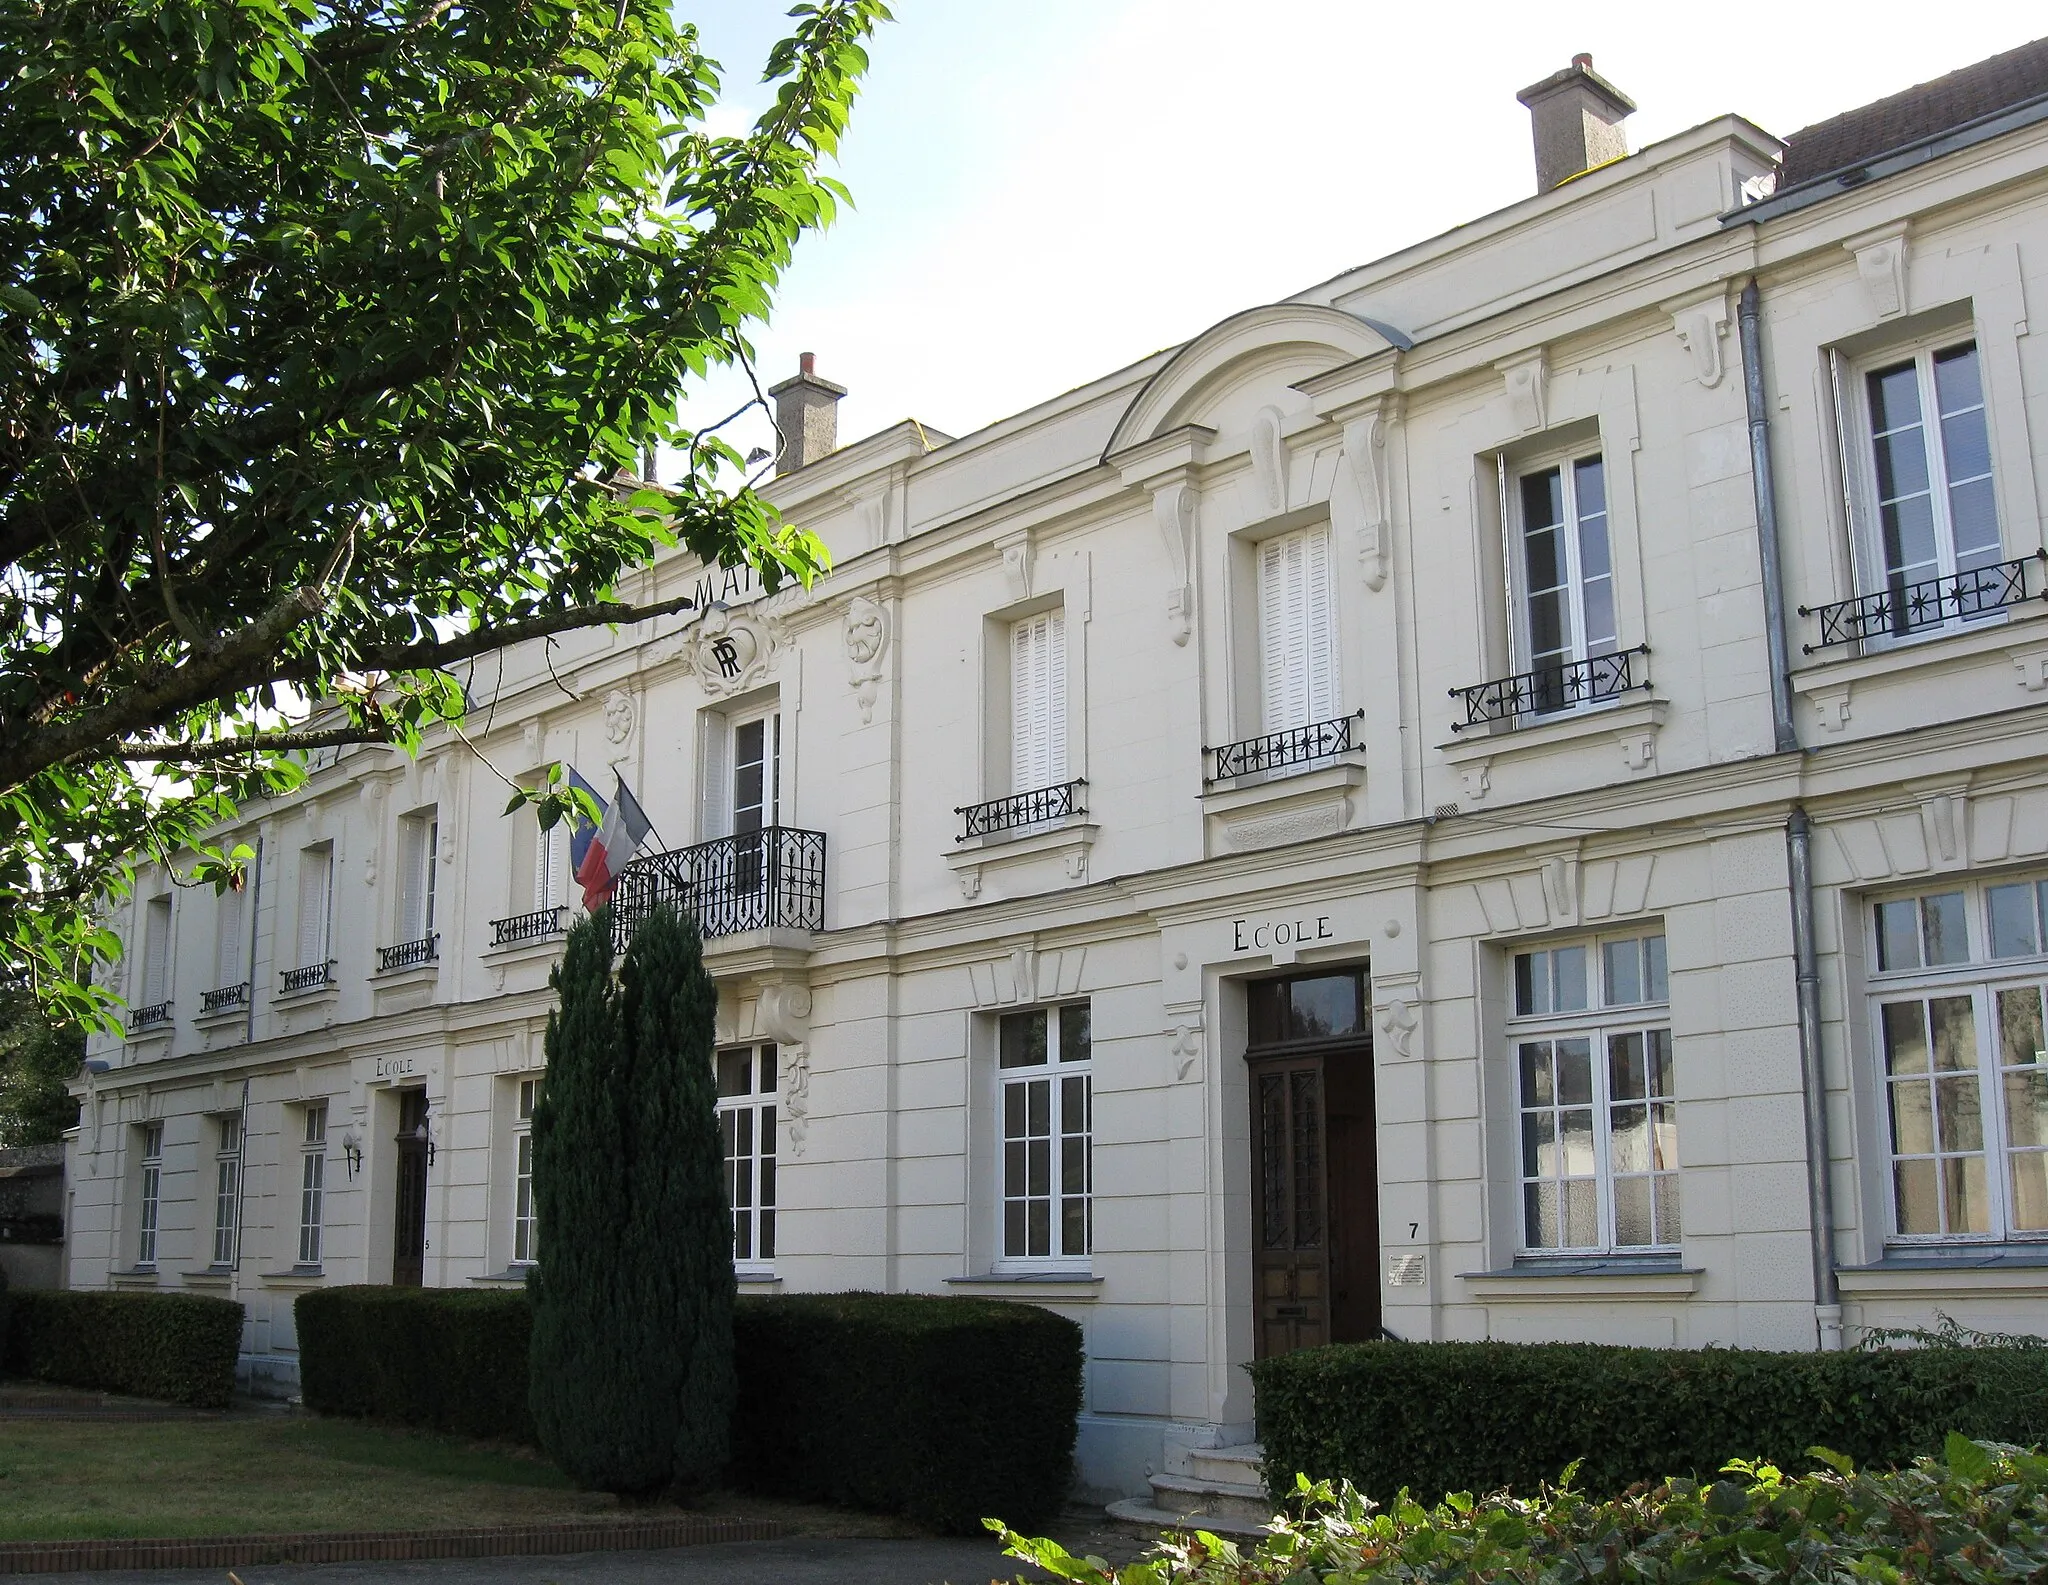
[0, 1416, 915, 1543]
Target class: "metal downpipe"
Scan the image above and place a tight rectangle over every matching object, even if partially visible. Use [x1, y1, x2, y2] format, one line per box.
[1740, 279, 1799, 756]
[1787, 808, 1843, 1348]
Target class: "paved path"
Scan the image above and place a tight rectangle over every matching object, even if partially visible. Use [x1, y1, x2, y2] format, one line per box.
[41, 1534, 1099, 1585]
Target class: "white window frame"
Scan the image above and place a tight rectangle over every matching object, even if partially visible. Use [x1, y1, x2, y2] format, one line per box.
[717, 1044, 777, 1272]
[1255, 525, 1337, 734]
[398, 809, 439, 943]
[136, 1121, 164, 1269]
[512, 1077, 540, 1265]
[1009, 608, 1069, 795]
[995, 1001, 1093, 1271]
[1506, 449, 1617, 714]
[1838, 335, 2004, 646]
[297, 1103, 327, 1267]
[211, 1113, 242, 1267]
[139, 894, 173, 1010]
[1867, 879, 2048, 1244]
[1506, 930, 1676, 1256]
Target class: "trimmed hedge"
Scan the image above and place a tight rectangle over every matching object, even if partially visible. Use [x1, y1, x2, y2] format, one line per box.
[2, 1289, 242, 1407]
[1249, 1339, 2048, 1505]
[296, 1287, 1084, 1531]
[0, 1263, 10, 1362]
[296, 1286, 535, 1442]
[730, 1292, 1083, 1532]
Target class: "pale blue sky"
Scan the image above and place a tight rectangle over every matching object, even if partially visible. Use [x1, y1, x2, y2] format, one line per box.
[672, 1, 2043, 470]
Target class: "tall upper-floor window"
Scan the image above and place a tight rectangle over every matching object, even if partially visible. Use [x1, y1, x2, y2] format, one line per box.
[1859, 340, 2001, 624]
[399, 810, 439, 942]
[1869, 879, 2048, 1242]
[139, 894, 173, 1011]
[1257, 526, 1336, 732]
[1513, 455, 1615, 713]
[295, 844, 333, 974]
[136, 1121, 163, 1268]
[212, 883, 244, 995]
[1508, 930, 1675, 1254]
[1010, 609, 1068, 793]
[717, 1045, 776, 1269]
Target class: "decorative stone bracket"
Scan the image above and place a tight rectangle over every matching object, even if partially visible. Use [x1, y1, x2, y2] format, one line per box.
[1342, 400, 1396, 593]
[1152, 482, 1196, 646]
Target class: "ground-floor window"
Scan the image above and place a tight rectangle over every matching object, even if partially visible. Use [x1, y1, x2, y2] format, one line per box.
[998, 1002, 1092, 1265]
[513, 1078, 540, 1265]
[1508, 930, 1677, 1254]
[136, 1121, 163, 1269]
[211, 1113, 242, 1267]
[297, 1103, 326, 1266]
[717, 1045, 776, 1268]
[1870, 880, 2048, 1241]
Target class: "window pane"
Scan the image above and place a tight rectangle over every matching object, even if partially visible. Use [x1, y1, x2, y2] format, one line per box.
[1525, 1181, 1557, 1250]
[999, 1010, 1048, 1069]
[1028, 1198, 1050, 1257]
[1514, 953, 1546, 1017]
[2010, 1153, 2048, 1233]
[1027, 1080, 1050, 1138]
[1612, 1175, 1651, 1247]
[2003, 1070, 2048, 1150]
[1519, 1041, 1554, 1106]
[1520, 467, 1564, 533]
[1556, 1038, 1593, 1105]
[1999, 987, 2046, 1070]
[1521, 1109, 1555, 1176]
[1646, 1029, 1675, 1099]
[1059, 1003, 1092, 1062]
[1653, 1176, 1681, 1245]
[1608, 1031, 1647, 1102]
[759, 1047, 778, 1093]
[1553, 948, 1588, 1012]
[1935, 1074, 1984, 1152]
[717, 1049, 752, 1098]
[1562, 1179, 1598, 1247]
[1289, 974, 1360, 1040]
[1948, 478, 2001, 566]
[1603, 940, 1643, 1007]
[1929, 995, 1976, 1071]
[1645, 936, 1668, 1004]
[1923, 893, 1969, 966]
[1004, 1201, 1026, 1257]
[1889, 1077, 1935, 1155]
[1868, 360, 1922, 433]
[1560, 1109, 1596, 1176]
[1877, 899, 1921, 971]
[1894, 1157, 1940, 1235]
[1247, 982, 1286, 1046]
[1988, 885, 2039, 959]
[1610, 1103, 1648, 1173]
[1943, 1155, 1990, 1234]
[1882, 1001, 1929, 1075]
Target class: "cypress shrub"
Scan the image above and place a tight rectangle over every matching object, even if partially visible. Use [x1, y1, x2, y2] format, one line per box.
[731, 1292, 1083, 1533]
[296, 1286, 533, 1441]
[1250, 1338, 2048, 1505]
[527, 904, 734, 1496]
[2, 1289, 242, 1407]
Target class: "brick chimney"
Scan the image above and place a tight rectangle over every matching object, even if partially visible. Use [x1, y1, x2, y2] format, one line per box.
[767, 352, 846, 475]
[1516, 53, 1636, 194]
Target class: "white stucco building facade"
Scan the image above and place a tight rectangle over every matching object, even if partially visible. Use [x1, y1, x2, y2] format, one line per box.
[64, 45, 2048, 1501]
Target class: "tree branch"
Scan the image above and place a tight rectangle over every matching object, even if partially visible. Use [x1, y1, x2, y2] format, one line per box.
[352, 591, 695, 673]
[116, 723, 394, 762]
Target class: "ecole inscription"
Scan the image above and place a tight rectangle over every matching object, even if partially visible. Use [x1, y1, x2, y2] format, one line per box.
[1233, 915, 1334, 952]
[374, 1054, 418, 1079]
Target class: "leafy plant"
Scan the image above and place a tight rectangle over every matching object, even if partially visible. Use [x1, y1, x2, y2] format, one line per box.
[995, 1436, 2048, 1585]
[0, 0, 890, 1023]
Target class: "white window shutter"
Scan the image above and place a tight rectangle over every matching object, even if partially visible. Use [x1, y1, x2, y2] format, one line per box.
[297, 848, 331, 968]
[534, 815, 562, 910]
[142, 897, 171, 1005]
[1303, 525, 1336, 721]
[1010, 610, 1067, 792]
[1045, 610, 1068, 784]
[214, 887, 243, 987]
[700, 713, 731, 840]
[1259, 527, 1337, 731]
[399, 820, 422, 941]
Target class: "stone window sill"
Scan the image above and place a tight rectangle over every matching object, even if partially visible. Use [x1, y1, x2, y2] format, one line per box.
[1200, 761, 1362, 855]
[1436, 699, 1666, 799]
[110, 1267, 161, 1287]
[736, 1273, 782, 1294]
[1838, 1248, 2048, 1297]
[469, 1267, 534, 1287]
[180, 1267, 234, 1288]
[944, 819, 1097, 900]
[1792, 603, 2048, 733]
[259, 1267, 327, 1287]
[946, 1272, 1102, 1302]
[1460, 1260, 1699, 1301]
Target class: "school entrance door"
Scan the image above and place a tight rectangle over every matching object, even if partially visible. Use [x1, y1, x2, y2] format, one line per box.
[1246, 968, 1380, 1357]
[392, 1088, 429, 1287]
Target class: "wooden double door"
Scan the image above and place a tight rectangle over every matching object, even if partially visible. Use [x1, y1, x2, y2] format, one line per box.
[1247, 970, 1380, 1357]
[392, 1089, 429, 1287]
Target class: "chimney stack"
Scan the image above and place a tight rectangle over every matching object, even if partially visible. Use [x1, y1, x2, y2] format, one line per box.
[1516, 53, 1635, 194]
[767, 351, 846, 475]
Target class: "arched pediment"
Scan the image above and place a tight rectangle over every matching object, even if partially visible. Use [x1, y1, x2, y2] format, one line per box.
[1102, 303, 1408, 464]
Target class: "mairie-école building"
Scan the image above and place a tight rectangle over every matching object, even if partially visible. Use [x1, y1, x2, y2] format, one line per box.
[65, 41, 2048, 1503]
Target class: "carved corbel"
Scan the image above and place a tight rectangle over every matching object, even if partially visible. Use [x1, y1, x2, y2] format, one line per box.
[782, 1043, 812, 1157]
[1169, 1013, 1205, 1082]
[1668, 291, 1732, 388]
[757, 982, 814, 1046]
[842, 594, 890, 725]
[1152, 480, 1196, 646]
[997, 531, 1033, 604]
[1376, 997, 1418, 1058]
[1249, 405, 1288, 516]
[1847, 221, 1910, 320]
[1497, 350, 1548, 433]
[1342, 401, 1396, 593]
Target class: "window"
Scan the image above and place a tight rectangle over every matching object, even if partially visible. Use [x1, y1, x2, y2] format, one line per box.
[1247, 970, 1368, 1046]
[295, 844, 333, 973]
[140, 894, 173, 1009]
[297, 1104, 326, 1266]
[211, 1113, 242, 1267]
[399, 811, 438, 942]
[1869, 881, 2048, 1242]
[512, 1078, 540, 1264]
[998, 1003, 1092, 1265]
[532, 810, 564, 912]
[212, 883, 244, 994]
[136, 1122, 163, 1269]
[1010, 610, 1068, 793]
[1257, 526, 1336, 732]
[1513, 455, 1615, 713]
[1855, 340, 2001, 632]
[1508, 931, 1676, 1254]
[718, 1046, 776, 1268]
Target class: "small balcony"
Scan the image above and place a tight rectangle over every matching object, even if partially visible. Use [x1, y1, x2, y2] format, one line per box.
[611, 827, 827, 945]
[1451, 645, 1649, 731]
[1799, 553, 2045, 652]
[126, 1000, 172, 1035]
[280, 961, 336, 995]
[1207, 711, 1363, 782]
[491, 906, 567, 948]
[199, 982, 249, 1016]
[956, 780, 1087, 842]
[377, 934, 440, 973]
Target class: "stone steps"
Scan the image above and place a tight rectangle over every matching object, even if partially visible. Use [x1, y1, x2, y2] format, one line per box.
[1105, 1442, 1276, 1541]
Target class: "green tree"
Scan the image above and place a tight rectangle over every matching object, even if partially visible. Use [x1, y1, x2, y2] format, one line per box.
[528, 903, 732, 1495]
[0, 983, 82, 1146]
[0, 0, 889, 1024]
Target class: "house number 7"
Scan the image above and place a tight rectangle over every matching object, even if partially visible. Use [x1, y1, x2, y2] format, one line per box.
[1409, 1223, 1419, 1239]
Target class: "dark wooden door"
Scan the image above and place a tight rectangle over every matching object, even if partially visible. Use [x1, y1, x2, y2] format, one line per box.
[1249, 1039, 1379, 1357]
[392, 1089, 428, 1287]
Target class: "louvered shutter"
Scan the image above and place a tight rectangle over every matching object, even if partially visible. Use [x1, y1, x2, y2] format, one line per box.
[399, 819, 425, 941]
[142, 897, 172, 1005]
[534, 815, 562, 909]
[1010, 610, 1067, 792]
[1259, 527, 1336, 731]
[700, 715, 730, 839]
[296, 847, 331, 968]
[214, 886, 243, 987]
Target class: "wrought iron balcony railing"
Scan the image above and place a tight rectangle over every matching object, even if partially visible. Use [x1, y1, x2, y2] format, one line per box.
[957, 779, 1086, 842]
[491, 906, 567, 948]
[1799, 553, 2045, 652]
[1451, 646, 1650, 731]
[377, 934, 440, 973]
[280, 960, 337, 994]
[199, 982, 249, 1015]
[127, 1000, 172, 1034]
[1208, 710, 1363, 782]
[611, 827, 827, 945]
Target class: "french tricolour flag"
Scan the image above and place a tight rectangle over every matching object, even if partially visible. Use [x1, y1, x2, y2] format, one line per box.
[575, 773, 653, 910]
